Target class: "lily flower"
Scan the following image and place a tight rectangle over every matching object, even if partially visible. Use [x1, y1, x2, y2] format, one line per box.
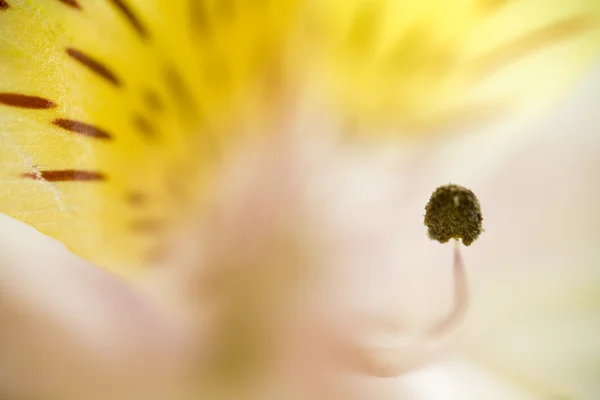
[1, 1, 599, 399]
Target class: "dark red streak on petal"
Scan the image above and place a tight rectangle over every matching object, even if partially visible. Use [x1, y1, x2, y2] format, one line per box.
[190, 1, 211, 37]
[133, 114, 157, 139]
[127, 191, 147, 206]
[131, 219, 163, 233]
[144, 89, 164, 112]
[164, 66, 197, 118]
[0, 1, 9, 10]
[22, 170, 106, 182]
[58, 0, 82, 10]
[66, 48, 122, 87]
[0, 93, 56, 109]
[53, 118, 113, 140]
[107, 0, 149, 39]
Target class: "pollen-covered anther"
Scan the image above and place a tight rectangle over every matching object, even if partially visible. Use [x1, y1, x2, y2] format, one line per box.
[424, 184, 483, 246]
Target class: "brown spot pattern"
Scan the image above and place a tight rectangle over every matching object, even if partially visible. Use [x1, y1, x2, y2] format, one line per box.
[164, 66, 197, 117]
[53, 118, 113, 140]
[22, 170, 106, 182]
[0, 0, 9, 10]
[107, 0, 149, 39]
[190, 0, 211, 36]
[131, 219, 163, 233]
[0, 93, 56, 109]
[66, 48, 122, 87]
[144, 89, 164, 112]
[133, 114, 157, 139]
[58, 0, 82, 10]
[127, 191, 147, 206]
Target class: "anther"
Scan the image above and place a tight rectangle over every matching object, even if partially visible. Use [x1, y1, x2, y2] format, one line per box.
[422, 184, 483, 337]
[424, 184, 483, 246]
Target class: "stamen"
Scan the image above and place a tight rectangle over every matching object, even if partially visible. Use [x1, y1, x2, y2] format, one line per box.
[422, 184, 482, 335]
[425, 239, 469, 337]
[424, 184, 483, 246]
[337, 185, 482, 378]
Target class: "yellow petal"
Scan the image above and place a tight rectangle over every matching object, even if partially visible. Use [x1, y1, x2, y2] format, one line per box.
[0, 0, 299, 276]
[306, 0, 600, 134]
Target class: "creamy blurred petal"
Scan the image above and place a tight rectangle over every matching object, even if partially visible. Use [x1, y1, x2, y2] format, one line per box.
[403, 360, 547, 400]
[0, 216, 194, 399]
[413, 65, 600, 399]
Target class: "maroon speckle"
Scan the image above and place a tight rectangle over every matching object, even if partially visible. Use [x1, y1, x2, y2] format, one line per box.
[22, 170, 107, 182]
[107, 0, 149, 39]
[58, 0, 82, 10]
[0, 93, 56, 109]
[66, 48, 122, 87]
[53, 118, 113, 140]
